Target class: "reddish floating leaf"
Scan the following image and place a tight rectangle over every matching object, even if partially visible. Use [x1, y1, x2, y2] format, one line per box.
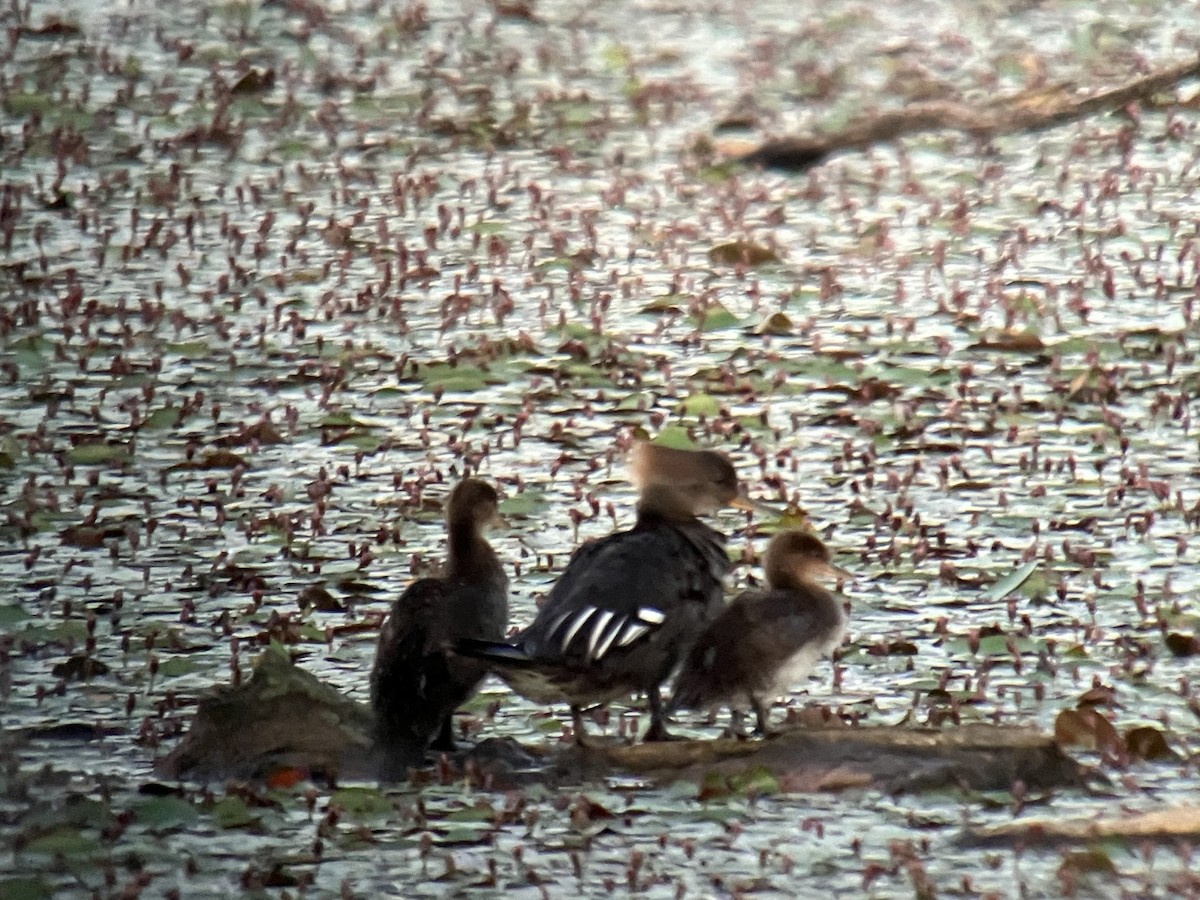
[297, 584, 345, 613]
[708, 241, 780, 267]
[230, 68, 275, 95]
[60, 525, 108, 548]
[1165, 632, 1200, 657]
[1058, 848, 1117, 880]
[1053, 708, 1122, 758]
[51, 655, 111, 681]
[753, 312, 795, 336]
[969, 330, 1045, 352]
[866, 640, 919, 656]
[1076, 684, 1117, 708]
[1124, 726, 1177, 762]
[266, 767, 307, 790]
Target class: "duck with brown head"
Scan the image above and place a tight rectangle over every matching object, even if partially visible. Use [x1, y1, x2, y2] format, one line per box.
[669, 529, 848, 736]
[370, 478, 508, 771]
[457, 441, 751, 743]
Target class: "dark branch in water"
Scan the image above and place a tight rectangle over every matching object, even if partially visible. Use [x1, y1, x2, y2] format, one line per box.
[736, 54, 1200, 171]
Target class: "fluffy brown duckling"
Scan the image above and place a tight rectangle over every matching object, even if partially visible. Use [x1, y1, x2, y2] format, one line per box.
[669, 530, 847, 736]
[370, 478, 508, 769]
[458, 441, 751, 742]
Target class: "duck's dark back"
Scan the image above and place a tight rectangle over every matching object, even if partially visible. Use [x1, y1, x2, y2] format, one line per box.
[371, 567, 507, 756]
[520, 516, 730, 689]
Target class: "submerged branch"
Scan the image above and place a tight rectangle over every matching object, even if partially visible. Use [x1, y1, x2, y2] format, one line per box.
[736, 54, 1200, 171]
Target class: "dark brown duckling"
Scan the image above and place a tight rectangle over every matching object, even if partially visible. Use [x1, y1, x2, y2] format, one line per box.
[458, 441, 751, 742]
[669, 530, 848, 736]
[370, 478, 508, 769]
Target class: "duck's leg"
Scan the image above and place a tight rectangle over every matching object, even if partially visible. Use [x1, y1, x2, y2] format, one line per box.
[429, 714, 456, 752]
[642, 689, 676, 742]
[751, 696, 773, 737]
[727, 708, 749, 739]
[570, 704, 589, 744]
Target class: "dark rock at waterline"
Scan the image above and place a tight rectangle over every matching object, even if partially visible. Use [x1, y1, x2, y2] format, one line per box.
[154, 644, 538, 785]
[155, 643, 376, 781]
[157, 646, 1087, 793]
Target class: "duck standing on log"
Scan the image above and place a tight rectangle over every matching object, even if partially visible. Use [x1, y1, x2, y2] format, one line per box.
[370, 478, 508, 770]
[457, 441, 751, 742]
[669, 530, 848, 736]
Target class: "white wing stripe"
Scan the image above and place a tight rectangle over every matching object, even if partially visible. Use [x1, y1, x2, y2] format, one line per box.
[637, 607, 665, 625]
[591, 615, 626, 661]
[560, 606, 596, 653]
[618, 622, 650, 647]
[587, 610, 616, 658]
[545, 610, 572, 637]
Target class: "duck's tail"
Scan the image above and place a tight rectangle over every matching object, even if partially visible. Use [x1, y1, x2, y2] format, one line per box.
[452, 637, 537, 668]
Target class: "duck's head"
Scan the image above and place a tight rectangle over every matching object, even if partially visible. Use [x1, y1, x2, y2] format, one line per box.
[630, 441, 748, 517]
[763, 530, 849, 587]
[445, 478, 502, 532]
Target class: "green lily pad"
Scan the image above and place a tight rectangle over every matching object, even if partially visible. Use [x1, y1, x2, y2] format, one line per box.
[0, 605, 33, 628]
[650, 425, 697, 450]
[677, 392, 721, 417]
[23, 797, 113, 831]
[419, 363, 491, 393]
[141, 406, 183, 430]
[982, 561, 1040, 602]
[444, 802, 496, 823]
[167, 340, 211, 356]
[433, 823, 495, 845]
[616, 390, 657, 411]
[320, 412, 376, 429]
[640, 293, 689, 314]
[0, 877, 53, 900]
[330, 786, 392, 817]
[469, 221, 507, 235]
[690, 302, 742, 331]
[156, 656, 208, 678]
[133, 796, 200, 832]
[212, 796, 259, 829]
[729, 764, 781, 796]
[498, 490, 549, 518]
[22, 827, 101, 857]
[66, 443, 131, 466]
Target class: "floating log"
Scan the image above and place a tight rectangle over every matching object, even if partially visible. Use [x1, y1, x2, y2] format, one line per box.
[560, 721, 1086, 794]
[967, 804, 1200, 847]
[157, 647, 1087, 794]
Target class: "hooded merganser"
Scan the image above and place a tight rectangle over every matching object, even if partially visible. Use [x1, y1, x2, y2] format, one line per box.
[457, 442, 748, 742]
[370, 478, 508, 764]
[669, 530, 847, 736]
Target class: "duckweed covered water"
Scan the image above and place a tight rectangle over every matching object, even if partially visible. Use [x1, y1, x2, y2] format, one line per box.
[3, 0, 1200, 895]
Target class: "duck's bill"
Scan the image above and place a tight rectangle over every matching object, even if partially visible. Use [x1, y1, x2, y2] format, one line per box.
[822, 560, 856, 582]
[729, 495, 784, 516]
